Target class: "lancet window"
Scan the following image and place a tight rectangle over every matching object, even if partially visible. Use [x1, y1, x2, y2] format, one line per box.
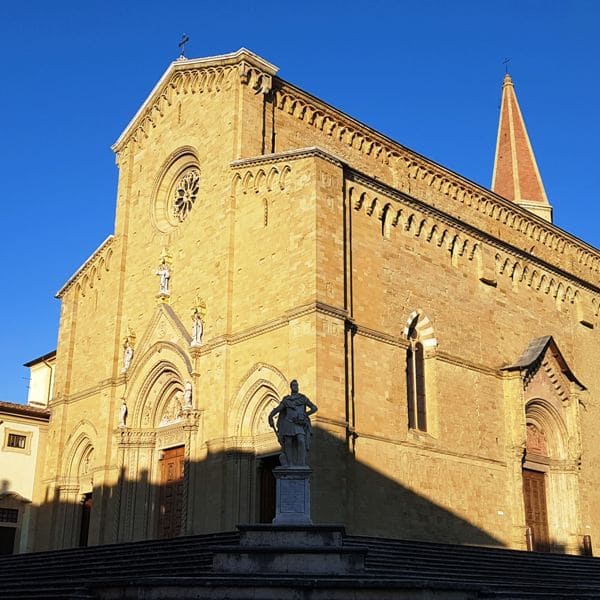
[406, 323, 427, 431]
[404, 310, 437, 433]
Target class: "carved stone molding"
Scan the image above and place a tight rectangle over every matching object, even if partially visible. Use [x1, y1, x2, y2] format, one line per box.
[349, 176, 599, 320]
[239, 60, 272, 94]
[274, 81, 600, 283]
[113, 49, 278, 154]
[231, 164, 291, 197]
[116, 429, 157, 448]
[56, 236, 115, 299]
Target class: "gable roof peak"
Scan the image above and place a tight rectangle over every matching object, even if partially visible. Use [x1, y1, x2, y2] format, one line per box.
[112, 48, 278, 152]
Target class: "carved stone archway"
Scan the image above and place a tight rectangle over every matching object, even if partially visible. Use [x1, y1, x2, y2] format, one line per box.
[56, 424, 97, 549]
[114, 348, 200, 543]
[227, 363, 289, 523]
[505, 336, 586, 553]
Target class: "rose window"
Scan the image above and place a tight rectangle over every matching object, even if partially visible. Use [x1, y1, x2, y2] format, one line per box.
[172, 168, 200, 222]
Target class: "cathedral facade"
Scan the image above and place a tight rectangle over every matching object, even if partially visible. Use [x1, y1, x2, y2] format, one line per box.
[34, 49, 600, 555]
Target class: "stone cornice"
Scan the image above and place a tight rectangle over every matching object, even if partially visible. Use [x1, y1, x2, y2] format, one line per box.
[230, 146, 343, 169]
[190, 301, 348, 356]
[112, 48, 278, 154]
[55, 235, 115, 299]
[352, 327, 503, 378]
[348, 169, 600, 295]
[228, 142, 599, 295]
[51, 377, 123, 407]
[273, 78, 600, 280]
[355, 429, 507, 468]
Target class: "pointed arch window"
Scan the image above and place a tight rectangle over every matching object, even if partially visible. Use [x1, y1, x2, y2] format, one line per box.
[406, 326, 427, 431]
[404, 311, 437, 433]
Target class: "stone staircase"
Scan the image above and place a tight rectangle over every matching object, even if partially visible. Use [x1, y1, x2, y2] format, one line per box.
[346, 535, 600, 598]
[0, 531, 239, 599]
[1, 531, 600, 599]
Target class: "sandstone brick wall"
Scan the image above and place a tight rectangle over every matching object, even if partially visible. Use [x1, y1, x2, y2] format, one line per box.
[37, 52, 600, 555]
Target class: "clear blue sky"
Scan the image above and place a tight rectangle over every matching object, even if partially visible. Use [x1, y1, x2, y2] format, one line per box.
[1, 1, 598, 403]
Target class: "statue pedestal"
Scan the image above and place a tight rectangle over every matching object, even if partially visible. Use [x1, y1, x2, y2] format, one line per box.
[273, 466, 312, 525]
[212, 524, 367, 575]
[211, 463, 367, 575]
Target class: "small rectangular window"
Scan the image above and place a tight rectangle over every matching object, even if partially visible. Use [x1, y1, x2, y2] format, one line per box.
[7, 434, 27, 449]
[0, 508, 18, 523]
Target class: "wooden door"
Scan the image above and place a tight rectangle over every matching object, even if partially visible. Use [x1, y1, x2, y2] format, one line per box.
[258, 455, 279, 523]
[523, 468, 550, 551]
[78, 493, 93, 547]
[158, 446, 185, 539]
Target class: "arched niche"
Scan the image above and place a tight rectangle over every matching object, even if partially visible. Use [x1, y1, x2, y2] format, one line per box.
[229, 363, 288, 447]
[128, 349, 189, 430]
[227, 364, 289, 525]
[524, 398, 568, 464]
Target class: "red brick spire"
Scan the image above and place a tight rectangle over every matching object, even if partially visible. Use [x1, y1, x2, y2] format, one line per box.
[491, 73, 552, 222]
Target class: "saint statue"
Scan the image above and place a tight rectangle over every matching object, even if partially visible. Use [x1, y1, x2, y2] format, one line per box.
[122, 339, 134, 373]
[155, 257, 171, 296]
[118, 400, 128, 428]
[190, 295, 206, 347]
[121, 327, 136, 373]
[191, 308, 204, 346]
[183, 381, 193, 409]
[268, 380, 317, 467]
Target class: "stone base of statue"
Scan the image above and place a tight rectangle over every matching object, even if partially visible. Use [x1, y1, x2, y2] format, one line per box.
[156, 292, 170, 303]
[272, 466, 312, 525]
[212, 524, 366, 575]
[211, 465, 367, 575]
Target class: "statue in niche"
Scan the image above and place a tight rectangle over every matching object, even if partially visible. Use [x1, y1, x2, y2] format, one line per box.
[183, 381, 193, 409]
[155, 249, 172, 296]
[268, 380, 317, 467]
[118, 399, 128, 428]
[121, 326, 136, 373]
[190, 295, 206, 347]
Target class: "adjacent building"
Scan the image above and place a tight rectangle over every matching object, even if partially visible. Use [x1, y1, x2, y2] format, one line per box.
[0, 352, 53, 553]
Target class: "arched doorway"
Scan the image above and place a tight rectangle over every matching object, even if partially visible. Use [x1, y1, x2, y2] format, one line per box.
[523, 422, 550, 551]
[55, 433, 96, 549]
[505, 336, 586, 554]
[523, 399, 575, 552]
[76, 444, 95, 547]
[116, 352, 199, 543]
[229, 363, 287, 524]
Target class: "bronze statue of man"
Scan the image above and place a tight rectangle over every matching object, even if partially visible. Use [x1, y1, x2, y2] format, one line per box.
[268, 380, 317, 467]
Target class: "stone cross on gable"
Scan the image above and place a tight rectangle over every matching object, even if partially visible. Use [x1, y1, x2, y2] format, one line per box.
[178, 34, 190, 58]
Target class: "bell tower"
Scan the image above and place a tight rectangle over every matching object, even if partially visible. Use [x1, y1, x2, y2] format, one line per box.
[491, 73, 553, 222]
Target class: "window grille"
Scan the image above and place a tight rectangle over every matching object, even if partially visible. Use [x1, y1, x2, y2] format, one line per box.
[7, 433, 27, 449]
[0, 508, 18, 523]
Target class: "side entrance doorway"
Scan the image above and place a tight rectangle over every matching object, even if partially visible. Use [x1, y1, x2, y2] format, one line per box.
[158, 446, 185, 539]
[523, 468, 550, 551]
[0, 526, 16, 555]
[258, 455, 279, 523]
[79, 493, 93, 547]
